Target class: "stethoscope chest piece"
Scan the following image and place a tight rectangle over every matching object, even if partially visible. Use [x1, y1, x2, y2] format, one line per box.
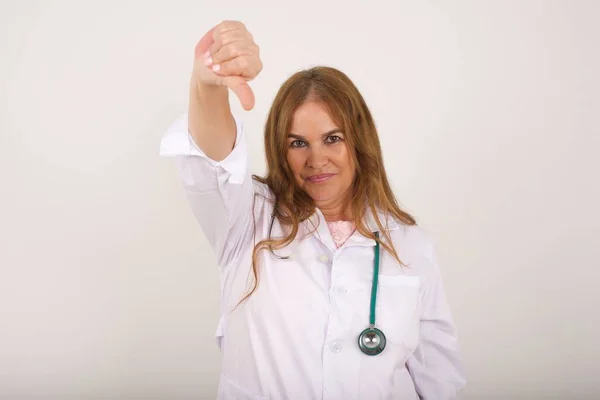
[358, 326, 386, 356]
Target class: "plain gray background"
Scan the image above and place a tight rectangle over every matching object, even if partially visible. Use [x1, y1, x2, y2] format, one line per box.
[1, 0, 599, 399]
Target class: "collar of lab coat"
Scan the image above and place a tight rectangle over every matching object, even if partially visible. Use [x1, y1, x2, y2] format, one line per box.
[303, 206, 399, 252]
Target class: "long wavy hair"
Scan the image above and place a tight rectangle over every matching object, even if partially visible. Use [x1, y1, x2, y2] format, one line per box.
[239, 66, 416, 304]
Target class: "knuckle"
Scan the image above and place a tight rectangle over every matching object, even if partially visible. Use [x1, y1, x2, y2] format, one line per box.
[218, 31, 231, 45]
[227, 45, 240, 59]
[221, 20, 243, 31]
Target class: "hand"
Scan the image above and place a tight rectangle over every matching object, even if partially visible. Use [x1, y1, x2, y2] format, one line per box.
[192, 20, 263, 110]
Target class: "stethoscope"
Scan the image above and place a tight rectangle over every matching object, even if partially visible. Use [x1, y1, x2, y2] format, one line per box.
[358, 231, 386, 356]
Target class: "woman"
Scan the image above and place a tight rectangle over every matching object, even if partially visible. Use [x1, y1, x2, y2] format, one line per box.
[160, 20, 466, 400]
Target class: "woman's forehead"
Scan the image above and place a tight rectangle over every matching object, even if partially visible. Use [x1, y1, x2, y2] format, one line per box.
[289, 102, 342, 135]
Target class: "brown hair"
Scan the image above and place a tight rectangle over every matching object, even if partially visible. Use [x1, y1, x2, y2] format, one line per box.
[240, 66, 416, 304]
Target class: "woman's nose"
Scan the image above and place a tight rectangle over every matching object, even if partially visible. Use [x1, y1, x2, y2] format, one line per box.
[307, 147, 329, 169]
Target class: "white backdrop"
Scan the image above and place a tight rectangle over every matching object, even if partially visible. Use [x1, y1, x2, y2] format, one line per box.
[1, 1, 599, 399]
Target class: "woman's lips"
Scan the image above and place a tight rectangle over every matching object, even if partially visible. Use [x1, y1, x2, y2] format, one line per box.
[306, 173, 335, 183]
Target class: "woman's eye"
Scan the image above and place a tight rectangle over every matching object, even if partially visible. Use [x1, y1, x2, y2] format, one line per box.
[290, 140, 306, 148]
[326, 135, 341, 143]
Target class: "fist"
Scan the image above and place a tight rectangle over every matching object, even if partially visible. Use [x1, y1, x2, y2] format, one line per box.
[192, 20, 263, 110]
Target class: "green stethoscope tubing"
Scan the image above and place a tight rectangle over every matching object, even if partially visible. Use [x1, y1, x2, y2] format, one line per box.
[358, 231, 387, 356]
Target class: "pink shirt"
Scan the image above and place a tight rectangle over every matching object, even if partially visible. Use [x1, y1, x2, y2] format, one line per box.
[326, 221, 356, 248]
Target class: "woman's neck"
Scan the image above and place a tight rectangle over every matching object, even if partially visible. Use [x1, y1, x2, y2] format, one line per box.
[318, 200, 353, 222]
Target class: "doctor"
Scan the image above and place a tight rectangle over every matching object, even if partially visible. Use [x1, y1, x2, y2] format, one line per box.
[160, 20, 466, 400]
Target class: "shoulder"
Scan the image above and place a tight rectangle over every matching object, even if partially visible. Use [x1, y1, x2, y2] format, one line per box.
[251, 178, 276, 203]
[388, 221, 438, 279]
[392, 221, 434, 257]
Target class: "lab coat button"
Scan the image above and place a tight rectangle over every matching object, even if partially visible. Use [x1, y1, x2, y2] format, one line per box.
[319, 254, 329, 263]
[330, 340, 343, 353]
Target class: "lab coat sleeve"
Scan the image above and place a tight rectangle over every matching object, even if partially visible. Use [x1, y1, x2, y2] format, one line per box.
[159, 112, 254, 268]
[406, 243, 467, 399]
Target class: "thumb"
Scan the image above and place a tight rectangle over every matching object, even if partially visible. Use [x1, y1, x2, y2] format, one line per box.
[224, 77, 255, 111]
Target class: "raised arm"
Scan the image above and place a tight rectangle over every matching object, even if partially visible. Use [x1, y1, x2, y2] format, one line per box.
[188, 20, 262, 160]
[160, 20, 263, 268]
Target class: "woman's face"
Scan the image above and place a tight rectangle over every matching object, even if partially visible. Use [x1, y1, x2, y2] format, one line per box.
[286, 101, 356, 207]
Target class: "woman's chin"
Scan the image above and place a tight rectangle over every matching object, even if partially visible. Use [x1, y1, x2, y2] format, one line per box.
[306, 188, 338, 203]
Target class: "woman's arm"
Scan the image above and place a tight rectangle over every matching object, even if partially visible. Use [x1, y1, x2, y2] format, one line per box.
[159, 20, 262, 269]
[160, 108, 253, 269]
[188, 82, 236, 162]
[406, 244, 467, 399]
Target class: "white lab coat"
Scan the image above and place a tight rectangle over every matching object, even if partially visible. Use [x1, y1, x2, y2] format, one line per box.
[159, 113, 466, 399]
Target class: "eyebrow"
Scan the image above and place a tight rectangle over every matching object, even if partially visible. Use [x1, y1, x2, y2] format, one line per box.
[287, 128, 344, 140]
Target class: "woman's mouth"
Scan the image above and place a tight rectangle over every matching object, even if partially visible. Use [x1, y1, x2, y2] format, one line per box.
[306, 174, 335, 183]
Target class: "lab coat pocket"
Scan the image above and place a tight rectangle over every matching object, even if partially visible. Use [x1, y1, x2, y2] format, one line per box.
[217, 373, 269, 400]
[376, 275, 421, 349]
